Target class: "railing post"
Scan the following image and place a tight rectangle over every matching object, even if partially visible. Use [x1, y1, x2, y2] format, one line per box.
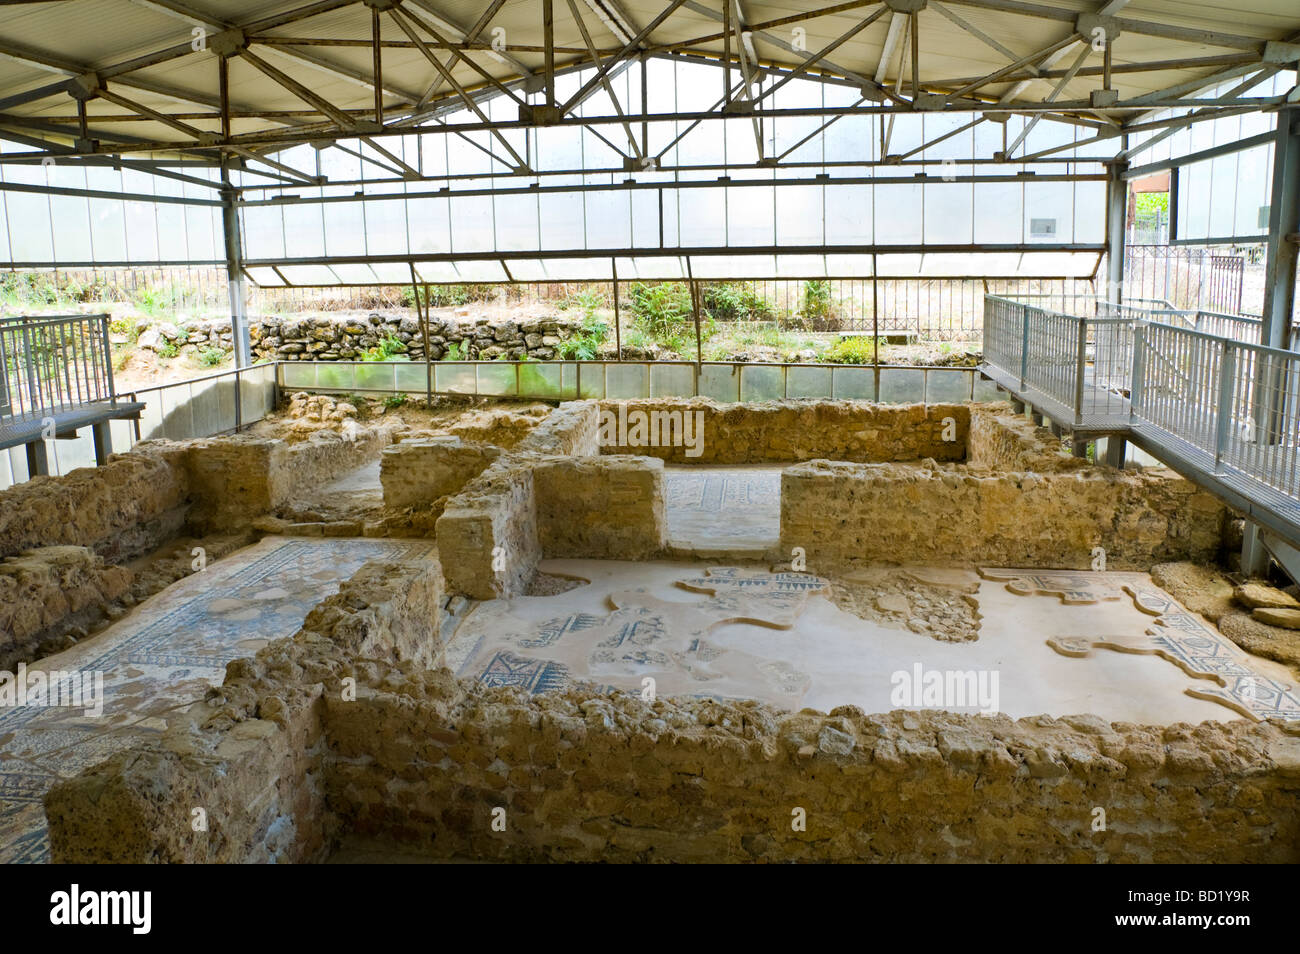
[1129, 323, 1146, 421]
[1074, 317, 1087, 425]
[1214, 342, 1236, 471]
[1019, 304, 1029, 389]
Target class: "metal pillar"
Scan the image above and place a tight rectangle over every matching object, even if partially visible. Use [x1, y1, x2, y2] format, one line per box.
[1105, 160, 1129, 304]
[1241, 521, 1270, 577]
[91, 420, 112, 466]
[1261, 112, 1300, 349]
[221, 184, 252, 369]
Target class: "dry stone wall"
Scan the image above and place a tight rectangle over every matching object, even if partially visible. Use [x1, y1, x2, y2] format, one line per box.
[967, 405, 1084, 472]
[782, 459, 1226, 570]
[381, 438, 502, 510]
[141, 313, 584, 363]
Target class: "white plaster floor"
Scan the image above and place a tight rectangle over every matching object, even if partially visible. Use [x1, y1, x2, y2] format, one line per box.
[447, 559, 1300, 726]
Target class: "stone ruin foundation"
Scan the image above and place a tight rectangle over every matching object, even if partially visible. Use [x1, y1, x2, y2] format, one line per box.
[3, 394, 1298, 863]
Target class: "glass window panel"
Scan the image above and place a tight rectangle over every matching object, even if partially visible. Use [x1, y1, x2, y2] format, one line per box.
[727, 184, 774, 246]
[678, 186, 727, 246]
[493, 192, 540, 251]
[825, 183, 872, 245]
[364, 197, 408, 255]
[242, 204, 285, 260]
[407, 196, 450, 254]
[448, 195, 494, 252]
[923, 182, 974, 243]
[6, 192, 53, 261]
[874, 182, 923, 245]
[585, 189, 632, 248]
[49, 195, 92, 261]
[322, 200, 366, 256]
[775, 184, 824, 246]
[539, 191, 586, 249]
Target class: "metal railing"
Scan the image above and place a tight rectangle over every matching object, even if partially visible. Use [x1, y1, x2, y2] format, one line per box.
[982, 296, 1134, 423]
[0, 313, 115, 420]
[1133, 323, 1300, 501]
[982, 292, 1300, 530]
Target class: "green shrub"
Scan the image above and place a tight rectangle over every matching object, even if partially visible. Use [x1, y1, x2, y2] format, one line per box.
[442, 341, 465, 361]
[701, 282, 773, 323]
[800, 280, 839, 330]
[197, 346, 225, 367]
[156, 339, 180, 360]
[362, 335, 409, 361]
[822, 337, 880, 364]
[382, 393, 408, 409]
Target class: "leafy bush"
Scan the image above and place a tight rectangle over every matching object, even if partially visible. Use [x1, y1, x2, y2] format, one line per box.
[822, 336, 880, 364]
[382, 393, 408, 409]
[156, 339, 180, 360]
[626, 282, 699, 352]
[197, 346, 225, 367]
[701, 282, 773, 323]
[800, 280, 839, 331]
[442, 341, 466, 361]
[362, 335, 409, 361]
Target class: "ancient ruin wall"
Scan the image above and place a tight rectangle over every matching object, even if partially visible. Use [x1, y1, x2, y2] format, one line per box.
[515, 400, 600, 456]
[185, 423, 397, 530]
[781, 460, 1226, 570]
[533, 456, 666, 559]
[436, 459, 540, 600]
[380, 438, 502, 510]
[44, 555, 445, 864]
[323, 676, 1300, 863]
[0, 445, 189, 561]
[966, 406, 1086, 472]
[596, 399, 970, 464]
[47, 609, 1300, 864]
[0, 546, 133, 672]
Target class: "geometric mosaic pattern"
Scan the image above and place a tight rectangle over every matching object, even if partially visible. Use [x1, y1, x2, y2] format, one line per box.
[455, 567, 830, 697]
[986, 567, 1300, 722]
[0, 536, 432, 865]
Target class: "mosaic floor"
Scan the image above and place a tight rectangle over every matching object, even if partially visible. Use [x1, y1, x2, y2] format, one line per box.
[0, 535, 434, 864]
[448, 559, 1300, 725]
[664, 465, 781, 551]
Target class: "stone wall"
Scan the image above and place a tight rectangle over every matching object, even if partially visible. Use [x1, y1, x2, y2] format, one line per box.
[44, 555, 444, 864]
[0, 546, 133, 672]
[597, 399, 969, 464]
[967, 406, 1084, 472]
[380, 437, 502, 510]
[781, 459, 1226, 570]
[47, 628, 1300, 862]
[140, 312, 584, 363]
[436, 459, 540, 601]
[433, 401, 604, 599]
[0, 445, 189, 562]
[533, 456, 666, 560]
[323, 674, 1300, 863]
[184, 423, 398, 530]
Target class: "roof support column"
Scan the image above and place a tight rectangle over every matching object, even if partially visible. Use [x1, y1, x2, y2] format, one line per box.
[1262, 110, 1300, 347]
[1105, 159, 1128, 304]
[221, 182, 251, 369]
